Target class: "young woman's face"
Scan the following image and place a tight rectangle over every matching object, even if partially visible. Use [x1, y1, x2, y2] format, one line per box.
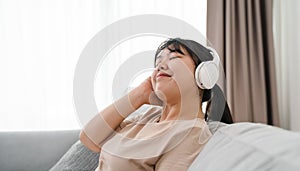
[151, 45, 199, 102]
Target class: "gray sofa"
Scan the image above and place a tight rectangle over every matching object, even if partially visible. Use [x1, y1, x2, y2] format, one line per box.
[0, 130, 80, 171]
[1, 122, 300, 171]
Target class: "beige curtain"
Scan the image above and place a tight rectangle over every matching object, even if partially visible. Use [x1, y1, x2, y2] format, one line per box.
[207, 0, 279, 125]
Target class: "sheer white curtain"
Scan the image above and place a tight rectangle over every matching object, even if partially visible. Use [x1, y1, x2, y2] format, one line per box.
[0, 0, 105, 131]
[0, 0, 207, 131]
[273, 0, 300, 131]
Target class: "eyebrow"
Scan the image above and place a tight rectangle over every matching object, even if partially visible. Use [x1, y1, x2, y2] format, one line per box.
[156, 51, 183, 59]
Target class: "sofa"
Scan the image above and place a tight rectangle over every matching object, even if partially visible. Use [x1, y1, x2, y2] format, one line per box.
[1, 121, 300, 171]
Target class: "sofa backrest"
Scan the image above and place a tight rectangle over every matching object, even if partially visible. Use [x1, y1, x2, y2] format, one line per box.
[0, 130, 80, 171]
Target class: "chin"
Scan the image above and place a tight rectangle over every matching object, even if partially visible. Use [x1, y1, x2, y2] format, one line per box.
[155, 88, 180, 103]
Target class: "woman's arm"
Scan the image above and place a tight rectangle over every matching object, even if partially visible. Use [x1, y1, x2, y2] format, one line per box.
[80, 77, 153, 152]
[79, 131, 102, 152]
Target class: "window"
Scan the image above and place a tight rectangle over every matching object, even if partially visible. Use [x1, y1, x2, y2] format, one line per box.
[0, 0, 207, 131]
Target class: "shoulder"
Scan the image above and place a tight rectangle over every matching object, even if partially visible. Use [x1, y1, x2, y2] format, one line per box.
[172, 119, 212, 148]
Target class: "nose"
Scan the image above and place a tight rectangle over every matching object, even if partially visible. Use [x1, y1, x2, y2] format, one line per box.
[157, 58, 168, 71]
[158, 63, 167, 71]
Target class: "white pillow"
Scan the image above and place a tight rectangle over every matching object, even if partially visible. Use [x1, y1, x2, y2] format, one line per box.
[189, 122, 300, 171]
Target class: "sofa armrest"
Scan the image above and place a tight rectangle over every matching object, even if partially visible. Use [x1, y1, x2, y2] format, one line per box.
[0, 130, 80, 171]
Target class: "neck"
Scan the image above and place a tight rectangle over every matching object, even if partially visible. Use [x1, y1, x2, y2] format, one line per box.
[159, 93, 204, 122]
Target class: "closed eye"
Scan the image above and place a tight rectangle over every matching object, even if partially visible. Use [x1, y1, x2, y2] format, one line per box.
[155, 56, 179, 67]
[169, 56, 179, 60]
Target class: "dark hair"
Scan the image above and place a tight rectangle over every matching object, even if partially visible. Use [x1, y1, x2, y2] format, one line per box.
[204, 85, 234, 124]
[155, 38, 233, 124]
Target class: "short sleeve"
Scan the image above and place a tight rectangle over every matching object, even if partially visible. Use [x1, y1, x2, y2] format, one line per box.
[117, 114, 143, 130]
[117, 105, 162, 131]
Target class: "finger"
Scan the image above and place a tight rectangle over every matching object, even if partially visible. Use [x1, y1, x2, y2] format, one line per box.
[151, 70, 157, 90]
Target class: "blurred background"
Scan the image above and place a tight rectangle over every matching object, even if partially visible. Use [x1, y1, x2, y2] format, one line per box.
[0, 0, 299, 132]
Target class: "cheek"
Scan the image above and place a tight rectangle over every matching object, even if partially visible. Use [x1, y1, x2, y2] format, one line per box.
[169, 60, 195, 80]
[169, 60, 197, 90]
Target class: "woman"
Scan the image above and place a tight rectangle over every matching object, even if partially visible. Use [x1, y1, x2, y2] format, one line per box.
[80, 38, 233, 170]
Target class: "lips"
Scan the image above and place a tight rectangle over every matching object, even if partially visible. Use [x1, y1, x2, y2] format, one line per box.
[156, 72, 171, 79]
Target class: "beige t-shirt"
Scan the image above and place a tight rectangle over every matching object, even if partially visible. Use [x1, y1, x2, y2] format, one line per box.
[95, 106, 212, 171]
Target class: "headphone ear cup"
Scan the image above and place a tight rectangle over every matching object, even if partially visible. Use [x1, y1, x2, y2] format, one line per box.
[195, 61, 219, 89]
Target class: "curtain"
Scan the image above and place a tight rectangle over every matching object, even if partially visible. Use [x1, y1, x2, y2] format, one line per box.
[273, 0, 300, 131]
[207, 0, 279, 125]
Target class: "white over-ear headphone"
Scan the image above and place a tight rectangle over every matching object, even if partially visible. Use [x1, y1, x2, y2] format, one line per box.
[195, 47, 220, 89]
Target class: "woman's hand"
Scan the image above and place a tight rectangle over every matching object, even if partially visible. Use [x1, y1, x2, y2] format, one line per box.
[134, 74, 163, 106]
[136, 76, 154, 104]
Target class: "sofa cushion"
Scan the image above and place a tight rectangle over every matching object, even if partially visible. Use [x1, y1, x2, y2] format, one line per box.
[50, 140, 99, 171]
[188, 122, 300, 171]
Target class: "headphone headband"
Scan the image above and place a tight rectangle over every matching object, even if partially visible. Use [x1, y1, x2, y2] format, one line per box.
[206, 47, 220, 68]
